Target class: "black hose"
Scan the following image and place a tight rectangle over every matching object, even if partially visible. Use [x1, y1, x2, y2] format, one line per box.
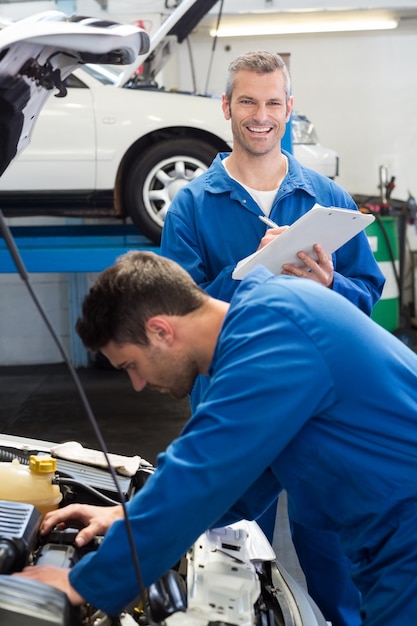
[53, 477, 120, 506]
[0, 447, 32, 464]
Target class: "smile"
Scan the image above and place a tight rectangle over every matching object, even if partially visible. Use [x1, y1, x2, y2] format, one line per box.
[247, 126, 273, 133]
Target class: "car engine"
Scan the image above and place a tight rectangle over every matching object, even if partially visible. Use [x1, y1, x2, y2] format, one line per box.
[0, 436, 326, 626]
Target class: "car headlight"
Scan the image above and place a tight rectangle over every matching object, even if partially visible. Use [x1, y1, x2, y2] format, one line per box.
[292, 114, 319, 145]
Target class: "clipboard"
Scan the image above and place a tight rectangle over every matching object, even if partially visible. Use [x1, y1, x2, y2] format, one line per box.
[232, 204, 375, 280]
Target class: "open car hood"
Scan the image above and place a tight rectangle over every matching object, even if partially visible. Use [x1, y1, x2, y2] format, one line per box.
[0, 10, 150, 177]
[114, 0, 220, 88]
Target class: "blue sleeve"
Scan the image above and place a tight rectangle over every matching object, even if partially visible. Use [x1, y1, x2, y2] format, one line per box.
[214, 468, 283, 527]
[161, 201, 239, 302]
[68, 304, 333, 615]
[293, 189, 385, 315]
[332, 227, 386, 315]
[162, 189, 385, 315]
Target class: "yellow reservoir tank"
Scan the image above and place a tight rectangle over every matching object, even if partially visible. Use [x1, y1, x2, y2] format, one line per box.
[0, 455, 62, 519]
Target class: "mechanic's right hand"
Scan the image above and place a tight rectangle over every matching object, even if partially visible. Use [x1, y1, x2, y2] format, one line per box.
[40, 504, 124, 547]
[257, 225, 289, 250]
[14, 566, 85, 606]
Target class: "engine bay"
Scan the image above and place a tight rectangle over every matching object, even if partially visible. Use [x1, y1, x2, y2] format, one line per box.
[0, 435, 325, 626]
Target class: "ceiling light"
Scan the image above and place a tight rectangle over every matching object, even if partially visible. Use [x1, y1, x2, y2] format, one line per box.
[209, 18, 398, 37]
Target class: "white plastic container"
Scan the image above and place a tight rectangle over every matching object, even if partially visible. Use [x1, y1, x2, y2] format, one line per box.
[0, 455, 62, 519]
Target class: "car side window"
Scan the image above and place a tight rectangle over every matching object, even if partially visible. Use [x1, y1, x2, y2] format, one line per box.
[63, 74, 87, 89]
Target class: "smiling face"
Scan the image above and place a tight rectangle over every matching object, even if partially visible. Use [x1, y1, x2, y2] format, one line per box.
[222, 69, 293, 158]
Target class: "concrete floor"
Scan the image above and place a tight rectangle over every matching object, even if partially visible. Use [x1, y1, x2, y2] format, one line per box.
[0, 362, 189, 465]
[0, 361, 306, 588]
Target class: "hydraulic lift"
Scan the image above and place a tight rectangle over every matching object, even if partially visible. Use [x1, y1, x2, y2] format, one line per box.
[0, 222, 159, 273]
[0, 221, 160, 366]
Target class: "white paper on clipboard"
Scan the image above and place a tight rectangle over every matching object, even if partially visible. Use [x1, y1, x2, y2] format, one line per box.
[232, 204, 375, 280]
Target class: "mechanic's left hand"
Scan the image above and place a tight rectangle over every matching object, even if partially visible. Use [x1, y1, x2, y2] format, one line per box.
[13, 565, 85, 606]
[282, 244, 334, 288]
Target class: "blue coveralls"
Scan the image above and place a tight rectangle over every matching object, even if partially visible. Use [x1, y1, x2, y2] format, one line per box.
[160, 151, 386, 626]
[69, 270, 417, 626]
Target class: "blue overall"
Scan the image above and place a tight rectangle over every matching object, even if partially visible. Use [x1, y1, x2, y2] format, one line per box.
[160, 151, 385, 625]
[70, 270, 417, 626]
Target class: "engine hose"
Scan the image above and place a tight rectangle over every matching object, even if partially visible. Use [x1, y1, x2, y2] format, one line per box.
[0, 447, 33, 464]
[53, 477, 121, 506]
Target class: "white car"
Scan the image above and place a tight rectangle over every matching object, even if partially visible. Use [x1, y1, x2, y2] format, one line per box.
[0, 0, 338, 245]
[292, 112, 339, 179]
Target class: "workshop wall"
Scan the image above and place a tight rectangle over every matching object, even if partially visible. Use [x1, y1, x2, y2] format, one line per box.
[176, 25, 417, 204]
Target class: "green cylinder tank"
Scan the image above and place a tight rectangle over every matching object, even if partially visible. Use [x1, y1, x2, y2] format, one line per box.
[366, 216, 400, 332]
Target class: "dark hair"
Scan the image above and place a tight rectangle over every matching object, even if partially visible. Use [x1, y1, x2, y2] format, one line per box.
[76, 251, 206, 350]
[225, 50, 291, 103]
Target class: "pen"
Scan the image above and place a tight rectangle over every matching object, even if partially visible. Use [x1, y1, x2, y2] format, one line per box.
[258, 215, 280, 229]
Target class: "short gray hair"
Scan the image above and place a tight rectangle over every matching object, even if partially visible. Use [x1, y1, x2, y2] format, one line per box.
[225, 51, 291, 103]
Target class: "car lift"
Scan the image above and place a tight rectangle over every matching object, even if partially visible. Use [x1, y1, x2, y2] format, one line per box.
[0, 222, 159, 273]
[0, 221, 160, 366]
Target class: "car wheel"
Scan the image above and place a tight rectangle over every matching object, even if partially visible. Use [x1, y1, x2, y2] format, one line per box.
[124, 138, 219, 244]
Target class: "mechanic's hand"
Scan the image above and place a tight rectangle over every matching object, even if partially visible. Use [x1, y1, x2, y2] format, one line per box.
[282, 244, 334, 287]
[13, 565, 85, 606]
[40, 503, 124, 547]
[257, 225, 290, 250]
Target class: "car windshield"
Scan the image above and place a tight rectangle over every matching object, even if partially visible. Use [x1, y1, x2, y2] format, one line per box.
[82, 63, 124, 85]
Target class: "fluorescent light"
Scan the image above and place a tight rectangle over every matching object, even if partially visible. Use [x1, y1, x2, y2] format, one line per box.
[210, 18, 398, 37]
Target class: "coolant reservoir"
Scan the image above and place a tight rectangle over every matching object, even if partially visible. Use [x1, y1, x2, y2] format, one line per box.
[0, 455, 62, 519]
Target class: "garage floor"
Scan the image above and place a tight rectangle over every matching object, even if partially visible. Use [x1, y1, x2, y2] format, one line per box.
[0, 361, 306, 589]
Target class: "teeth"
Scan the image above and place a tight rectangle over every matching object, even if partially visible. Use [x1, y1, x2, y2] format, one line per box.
[248, 127, 270, 133]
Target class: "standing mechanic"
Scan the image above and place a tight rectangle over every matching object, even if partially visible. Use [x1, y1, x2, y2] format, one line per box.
[160, 50, 385, 626]
[16, 251, 417, 626]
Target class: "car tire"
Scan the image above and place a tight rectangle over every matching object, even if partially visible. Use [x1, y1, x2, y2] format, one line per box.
[124, 138, 219, 244]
